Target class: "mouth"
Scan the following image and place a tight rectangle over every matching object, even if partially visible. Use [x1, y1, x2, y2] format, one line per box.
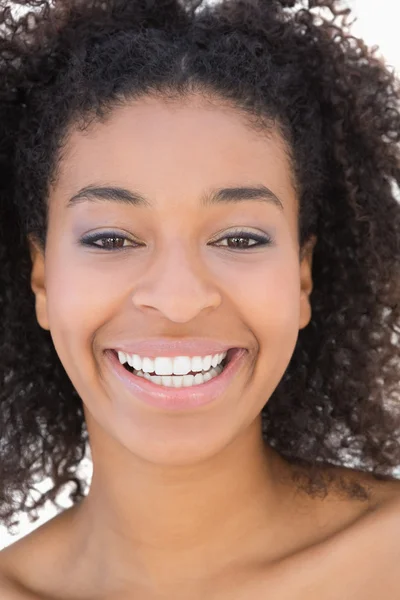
[115, 348, 235, 388]
[105, 347, 248, 411]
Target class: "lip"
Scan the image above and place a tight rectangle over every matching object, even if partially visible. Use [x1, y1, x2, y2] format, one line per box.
[105, 347, 248, 411]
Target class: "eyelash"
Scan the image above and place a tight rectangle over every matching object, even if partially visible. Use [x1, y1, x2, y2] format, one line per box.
[80, 230, 273, 251]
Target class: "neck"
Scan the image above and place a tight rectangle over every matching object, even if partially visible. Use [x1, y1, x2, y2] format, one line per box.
[66, 418, 294, 595]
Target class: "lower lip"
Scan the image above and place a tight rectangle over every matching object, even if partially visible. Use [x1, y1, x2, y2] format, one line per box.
[106, 348, 248, 411]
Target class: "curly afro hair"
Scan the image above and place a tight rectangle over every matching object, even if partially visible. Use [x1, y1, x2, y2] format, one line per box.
[0, 0, 399, 534]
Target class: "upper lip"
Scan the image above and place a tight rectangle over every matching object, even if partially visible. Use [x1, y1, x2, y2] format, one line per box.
[108, 338, 246, 358]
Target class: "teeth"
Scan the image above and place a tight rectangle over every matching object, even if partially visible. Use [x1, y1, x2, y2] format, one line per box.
[171, 356, 191, 376]
[190, 356, 205, 373]
[117, 351, 228, 375]
[118, 351, 127, 365]
[133, 355, 142, 371]
[201, 355, 212, 371]
[140, 363, 224, 387]
[142, 357, 155, 373]
[211, 354, 220, 368]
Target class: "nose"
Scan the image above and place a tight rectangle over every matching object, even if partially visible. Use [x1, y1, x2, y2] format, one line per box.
[131, 243, 222, 323]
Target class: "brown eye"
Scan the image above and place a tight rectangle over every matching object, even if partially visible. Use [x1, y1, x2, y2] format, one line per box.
[225, 236, 255, 249]
[99, 236, 127, 249]
[80, 232, 138, 250]
[213, 231, 272, 250]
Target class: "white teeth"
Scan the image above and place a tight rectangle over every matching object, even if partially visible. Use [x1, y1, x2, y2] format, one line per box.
[202, 355, 213, 371]
[141, 363, 224, 387]
[154, 357, 174, 376]
[189, 356, 204, 373]
[118, 351, 127, 365]
[211, 354, 220, 368]
[171, 356, 191, 376]
[117, 351, 228, 375]
[142, 357, 155, 373]
[132, 355, 142, 371]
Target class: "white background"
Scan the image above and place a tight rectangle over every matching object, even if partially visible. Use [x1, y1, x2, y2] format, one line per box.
[1, 0, 400, 550]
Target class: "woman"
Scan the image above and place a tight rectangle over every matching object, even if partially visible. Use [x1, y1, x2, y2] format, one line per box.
[0, 0, 400, 597]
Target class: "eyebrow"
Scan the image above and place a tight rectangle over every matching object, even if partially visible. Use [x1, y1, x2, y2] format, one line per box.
[67, 184, 284, 210]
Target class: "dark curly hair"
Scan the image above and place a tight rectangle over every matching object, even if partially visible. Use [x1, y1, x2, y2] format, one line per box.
[0, 0, 399, 535]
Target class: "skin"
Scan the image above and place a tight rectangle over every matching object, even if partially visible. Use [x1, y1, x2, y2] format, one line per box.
[1, 94, 400, 599]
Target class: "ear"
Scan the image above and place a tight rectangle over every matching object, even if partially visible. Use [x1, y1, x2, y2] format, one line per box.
[299, 235, 317, 330]
[28, 235, 50, 331]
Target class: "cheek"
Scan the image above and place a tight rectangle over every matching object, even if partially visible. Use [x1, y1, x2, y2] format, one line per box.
[235, 253, 301, 340]
[238, 252, 301, 395]
[44, 247, 123, 386]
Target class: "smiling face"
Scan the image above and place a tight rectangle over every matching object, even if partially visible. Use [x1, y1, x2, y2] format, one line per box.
[29, 94, 315, 465]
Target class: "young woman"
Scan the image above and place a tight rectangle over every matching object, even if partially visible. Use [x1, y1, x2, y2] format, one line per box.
[0, 0, 400, 598]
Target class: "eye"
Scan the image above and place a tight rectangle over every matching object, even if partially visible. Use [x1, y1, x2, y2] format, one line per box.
[80, 232, 138, 250]
[211, 230, 273, 250]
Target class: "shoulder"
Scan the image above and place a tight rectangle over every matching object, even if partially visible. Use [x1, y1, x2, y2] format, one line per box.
[0, 556, 44, 600]
[0, 506, 77, 600]
[288, 471, 400, 598]
[315, 465, 400, 543]
[0, 571, 42, 600]
[254, 468, 400, 599]
[323, 486, 400, 597]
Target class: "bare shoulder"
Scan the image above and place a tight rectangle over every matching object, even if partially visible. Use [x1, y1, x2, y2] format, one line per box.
[0, 506, 78, 600]
[316, 479, 400, 598]
[311, 465, 400, 547]
[0, 569, 45, 600]
[0, 551, 54, 600]
[271, 468, 400, 599]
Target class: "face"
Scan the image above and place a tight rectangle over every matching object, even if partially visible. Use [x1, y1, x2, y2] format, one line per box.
[29, 94, 316, 466]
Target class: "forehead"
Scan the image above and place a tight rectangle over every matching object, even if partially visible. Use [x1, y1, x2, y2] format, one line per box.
[53, 95, 297, 213]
